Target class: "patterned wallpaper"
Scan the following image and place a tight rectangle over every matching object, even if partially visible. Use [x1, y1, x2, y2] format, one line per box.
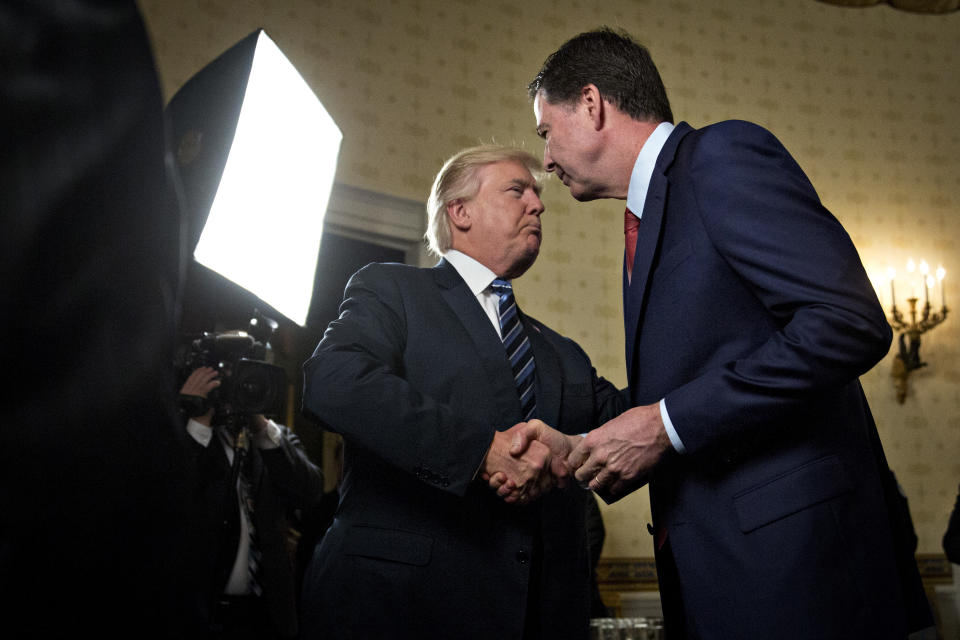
[138, 0, 960, 556]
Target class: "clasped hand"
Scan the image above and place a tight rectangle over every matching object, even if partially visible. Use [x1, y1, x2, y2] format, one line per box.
[482, 404, 671, 503]
[480, 419, 579, 505]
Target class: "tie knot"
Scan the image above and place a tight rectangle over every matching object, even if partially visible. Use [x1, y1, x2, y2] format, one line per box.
[624, 208, 639, 232]
[490, 278, 513, 297]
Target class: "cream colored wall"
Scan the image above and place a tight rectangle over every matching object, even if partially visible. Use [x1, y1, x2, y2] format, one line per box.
[138, 0, 960, 556]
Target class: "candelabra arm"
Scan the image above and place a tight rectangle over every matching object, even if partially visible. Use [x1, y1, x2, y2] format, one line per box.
[888, 301, 947, 403]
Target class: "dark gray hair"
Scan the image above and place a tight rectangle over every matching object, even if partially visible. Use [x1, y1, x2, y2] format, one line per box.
[529, 27, 673, 124]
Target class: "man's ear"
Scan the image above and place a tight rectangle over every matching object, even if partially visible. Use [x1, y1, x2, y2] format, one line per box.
[580, 83, 605, 131]
[447, 199, 471, 231]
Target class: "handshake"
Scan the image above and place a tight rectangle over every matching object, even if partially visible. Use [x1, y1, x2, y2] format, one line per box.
[479, 404, 670, 505]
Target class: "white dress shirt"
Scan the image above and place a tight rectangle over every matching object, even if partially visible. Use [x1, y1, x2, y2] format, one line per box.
[444, 249, 506, 337]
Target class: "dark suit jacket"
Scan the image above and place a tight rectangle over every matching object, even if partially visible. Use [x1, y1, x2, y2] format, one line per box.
[944, 483, 960, 564]
[299, 260, 625, 640]
[2, 3, 190, 637]
[623, 120, 930, 638]
[186, 424, 323, 638]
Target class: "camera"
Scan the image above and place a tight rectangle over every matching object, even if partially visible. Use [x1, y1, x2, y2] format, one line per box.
[177, 314, 287, 425]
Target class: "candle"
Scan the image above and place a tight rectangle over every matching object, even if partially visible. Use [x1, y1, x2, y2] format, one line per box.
[906, 259, 917, 299]
[887, 266, 897, 307]
[920, 261, 930, 306]
[937, 266, 946, 308]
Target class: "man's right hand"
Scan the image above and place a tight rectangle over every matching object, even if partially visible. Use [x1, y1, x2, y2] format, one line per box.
[509, 419, 580, 480]
[480, 424, 556, 505]
[482, 420, 581, 503]
[179, 366, 220, 427]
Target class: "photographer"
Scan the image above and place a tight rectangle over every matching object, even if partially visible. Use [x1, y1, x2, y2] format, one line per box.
[180, 366, 322, 640]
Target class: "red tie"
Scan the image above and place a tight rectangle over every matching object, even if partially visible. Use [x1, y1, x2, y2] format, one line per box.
[624, 207, 639, 275]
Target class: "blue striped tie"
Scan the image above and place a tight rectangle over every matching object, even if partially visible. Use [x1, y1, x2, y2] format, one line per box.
[490, 279, 537, 420]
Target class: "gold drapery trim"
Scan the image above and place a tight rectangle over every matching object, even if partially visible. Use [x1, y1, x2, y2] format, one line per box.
[818, 0, 960, 13]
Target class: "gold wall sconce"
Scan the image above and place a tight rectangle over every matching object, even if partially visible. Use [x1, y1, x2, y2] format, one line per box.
[881, 259, 948, 403]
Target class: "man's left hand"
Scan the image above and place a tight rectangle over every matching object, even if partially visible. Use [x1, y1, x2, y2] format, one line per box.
[567, 403, 672, 498]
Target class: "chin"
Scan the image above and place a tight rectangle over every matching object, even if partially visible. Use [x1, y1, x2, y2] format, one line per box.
[568, 185, 599, 202]
[505, 251, 539, 280]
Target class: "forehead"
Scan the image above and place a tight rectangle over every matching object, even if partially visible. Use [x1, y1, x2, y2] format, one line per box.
[533, 92, 549, 125]
[477, 160, 536, 186]
[533, 92, 573, 129]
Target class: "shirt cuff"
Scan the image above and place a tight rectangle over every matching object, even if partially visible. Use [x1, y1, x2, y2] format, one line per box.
[186, 418, 214, 447]
[253, 419, 283, 450]
[660, 398, 686, 454]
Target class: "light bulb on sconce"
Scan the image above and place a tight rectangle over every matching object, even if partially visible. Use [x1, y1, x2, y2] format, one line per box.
[884, 258, 948, 403]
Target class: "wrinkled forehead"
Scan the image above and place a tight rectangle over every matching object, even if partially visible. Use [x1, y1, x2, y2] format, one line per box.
[477, 159, 544, 193]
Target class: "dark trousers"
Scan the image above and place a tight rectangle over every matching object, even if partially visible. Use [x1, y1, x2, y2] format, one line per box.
[655, 538, 689, 640]
[210, 595, 279, 640]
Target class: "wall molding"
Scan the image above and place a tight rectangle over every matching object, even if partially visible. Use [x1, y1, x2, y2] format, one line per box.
[596, 554, 955, 618]
[324, 182, 432, 267]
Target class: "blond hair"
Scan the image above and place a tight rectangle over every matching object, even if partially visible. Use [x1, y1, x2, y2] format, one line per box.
[425, 145, 544, 257]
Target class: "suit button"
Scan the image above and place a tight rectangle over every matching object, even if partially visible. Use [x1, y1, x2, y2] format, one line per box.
[516, 550, 529, 564]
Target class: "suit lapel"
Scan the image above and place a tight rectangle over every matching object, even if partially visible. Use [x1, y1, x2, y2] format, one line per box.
[434, 259, 519, 420]
[623, 122, 694, 387]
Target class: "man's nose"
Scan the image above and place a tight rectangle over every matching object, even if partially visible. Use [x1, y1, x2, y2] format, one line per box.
[527, 193, 545, 215]
[543, 148, 556, 173]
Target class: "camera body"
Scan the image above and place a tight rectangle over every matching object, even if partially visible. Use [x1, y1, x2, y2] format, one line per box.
[178, 330, 287, 423]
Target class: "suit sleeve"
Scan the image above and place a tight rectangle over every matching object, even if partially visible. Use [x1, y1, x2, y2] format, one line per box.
[596, 380, 629, 426]
[575, 342, 628, 426]
[259, 425, 324, 512]
[532, 320, 628, 432]
[664, 122, 891, 453]
[302, 265, 495, 497]
[944, 484, 960, 564]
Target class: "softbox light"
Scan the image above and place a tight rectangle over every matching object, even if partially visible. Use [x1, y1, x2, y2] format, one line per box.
[167, 29, 342, 326]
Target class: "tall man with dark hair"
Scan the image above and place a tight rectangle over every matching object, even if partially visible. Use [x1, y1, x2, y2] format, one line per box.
[299, 145, 625, 639]
[518, 27, 931, 639]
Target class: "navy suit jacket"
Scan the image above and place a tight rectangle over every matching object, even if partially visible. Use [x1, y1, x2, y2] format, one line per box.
[300, 260, 625, 639]
[623, 120, 929, 638]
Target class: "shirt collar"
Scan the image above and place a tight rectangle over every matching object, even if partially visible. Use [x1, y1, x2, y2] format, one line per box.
[626, 121, 675, 217]
[444, 249, 499, 294]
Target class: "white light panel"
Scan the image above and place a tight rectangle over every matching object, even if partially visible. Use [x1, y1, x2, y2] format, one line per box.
[194, 31, 342, 326]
